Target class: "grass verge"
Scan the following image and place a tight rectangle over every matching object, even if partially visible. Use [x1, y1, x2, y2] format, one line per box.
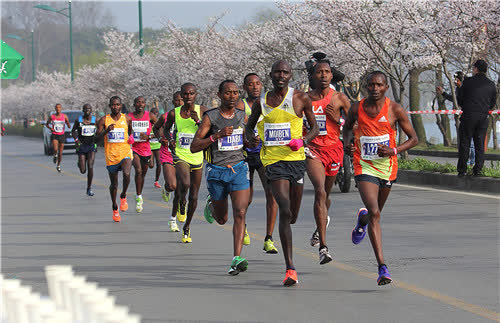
[399, 157, 500, 178]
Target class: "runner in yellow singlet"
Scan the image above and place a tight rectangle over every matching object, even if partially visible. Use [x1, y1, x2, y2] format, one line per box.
[96, 96, 133, 222]
[246, 60, 319, 286]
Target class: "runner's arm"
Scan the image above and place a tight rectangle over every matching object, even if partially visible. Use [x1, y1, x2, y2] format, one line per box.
[65, 115, 71, 128]
[153, 113, 165, 140]
[342, 102, 358, 156]
[126, 115, 133, 136]
[95, 116, 109, 139]
[149, 113, 159, 140]
[45, 116, 53, 131]
[190, 115, 212, 153]
[71, 120, 79, 141]
[245, 100, 261, 142]
[393, 103, 418, 154]
[301, 92, 319, 145]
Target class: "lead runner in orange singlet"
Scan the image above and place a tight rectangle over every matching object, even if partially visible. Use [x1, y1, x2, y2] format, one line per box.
[305, 60, 351, 265]
[343, 71, 418, 285]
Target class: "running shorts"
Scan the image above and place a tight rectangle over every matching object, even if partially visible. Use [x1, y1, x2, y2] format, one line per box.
[354, 174, 397, 188]
[133, 152, 151, 164]
[206, 161, 250, 201]
[305, 141, 344, 177]
[106, 157, 131, 174]
[246, 151, 264, 173]
[77, 143, 97, 155]
[173, 154, 203, 171]
[265, 160, 306, 185]
[51, 134, 65, 143]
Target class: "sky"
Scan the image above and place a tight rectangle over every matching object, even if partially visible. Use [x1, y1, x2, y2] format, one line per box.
[102, 0, 278, 32]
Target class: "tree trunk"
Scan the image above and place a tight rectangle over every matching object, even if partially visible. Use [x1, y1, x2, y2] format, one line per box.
[409, 68, 427, 144]
[435, 66, 452, 146]
[389, 76, 408, 159]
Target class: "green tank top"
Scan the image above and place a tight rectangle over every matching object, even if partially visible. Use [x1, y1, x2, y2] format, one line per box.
[174, 105, 204, 165]
[243, 98, 252, 117]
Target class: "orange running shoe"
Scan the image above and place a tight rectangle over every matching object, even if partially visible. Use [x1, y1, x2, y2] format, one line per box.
[283, 269, 298, 286]
[154, 181, 161, 189]
[120, 197, 128, 211]
[112, 210, 121, 222]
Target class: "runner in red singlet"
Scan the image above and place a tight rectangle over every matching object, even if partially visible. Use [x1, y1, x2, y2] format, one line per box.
[45, 103, 71, 172]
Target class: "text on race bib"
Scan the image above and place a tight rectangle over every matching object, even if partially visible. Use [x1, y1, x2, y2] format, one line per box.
[178, 132, 194, 149]
[107, 128, 125, 143]
[53, 121, 64, 133]
[360, 134, 390, 160]
[315, 115, 327, 135]
[81, 124, 96, 136]
[218, 128, 243, 151]
[132, 120, 149, 142]
[264, 122, 291, 146]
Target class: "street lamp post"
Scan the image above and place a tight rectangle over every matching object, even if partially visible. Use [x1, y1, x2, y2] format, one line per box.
[138, 0, 143, 56]
[34, 0, 74, 82]
[6, 30, 36, 82]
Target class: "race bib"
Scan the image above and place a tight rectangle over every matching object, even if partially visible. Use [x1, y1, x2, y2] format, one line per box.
[316, 115, 327, 136]
[218, 128, 243, 151]
[360, 134, 390, 160]
[132, 120, 149, 142]
[81, 124, 96, 136]
[264, 122, 291, 146]
[53, 121, 64, 133]
[178, 132, 194, 149]
[149, 137, 159, 143]
[107, 128, 125, 143]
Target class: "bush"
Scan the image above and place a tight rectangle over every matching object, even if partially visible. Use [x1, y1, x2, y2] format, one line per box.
[4, 124, 43, 138]
[399, 157, 500, 178]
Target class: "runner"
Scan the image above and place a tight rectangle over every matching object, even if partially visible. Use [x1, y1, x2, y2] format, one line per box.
[71, 104, 97, 196]
[246, 60, 318, 286]
[129, 96, 158, 213]
[343, 71, 418, 285]
[96, 96, 134, 222]
[305, 60, 351, 264]
[172, 91, 184, 109]
[192, 80, 250, 275]
[237, 73, 278, 253]
[45, 103, 70, 172]
[149, 107, 163, 188]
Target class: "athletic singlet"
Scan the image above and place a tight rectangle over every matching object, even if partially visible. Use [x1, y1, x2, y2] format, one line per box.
[243, 98, 262, 154]
[257, 87, 305, 167]
[353, 97, 397, 181]
[51, 113, 67, 135]
[104, 114, 133, 166]
[173, 105, 204, 165]
[76, 115, 96, 145]
[149, 126, 161, 150]
[306, 88, 341, 147]
[129, 111, 152, 156]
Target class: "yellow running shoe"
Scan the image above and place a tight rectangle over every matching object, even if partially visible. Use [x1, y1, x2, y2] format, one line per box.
[181, 228, 192, 243]
[177, 206, 187, 222]
[263, 239, 278, 254]
[243, 227, 250, 245]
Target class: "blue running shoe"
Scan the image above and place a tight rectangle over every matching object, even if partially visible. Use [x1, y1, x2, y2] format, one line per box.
[377, 264, 392, 285]
[351, 208, 368, 245]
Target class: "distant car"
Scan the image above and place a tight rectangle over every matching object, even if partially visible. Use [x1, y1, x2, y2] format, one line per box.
[43, 110, 83, 155]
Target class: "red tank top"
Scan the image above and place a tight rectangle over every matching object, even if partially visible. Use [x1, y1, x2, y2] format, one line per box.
[129, 111, 152, 156]
[51, 113, 66, 135]
[308, 88, 341, 147]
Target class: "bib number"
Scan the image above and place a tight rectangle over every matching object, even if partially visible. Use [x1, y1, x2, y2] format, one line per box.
[132, 120, 149, 142]
[81, 125, 96, 136]
[218, 128, 243, 151]
[107, 128, 125, 143]
[315, 115, 327, 136]
[53, 121, 64, 133]
[360, 134, 390, 160]
[178, 132, 194, 149]
[264, 122, 291, 146]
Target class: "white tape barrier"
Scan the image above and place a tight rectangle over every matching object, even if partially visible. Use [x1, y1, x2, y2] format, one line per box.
[1, 266, 142, 323]
[407, 109, 499, 115]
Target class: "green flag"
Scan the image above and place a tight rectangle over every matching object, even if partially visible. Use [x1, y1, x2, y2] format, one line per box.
[1, 40, 24, 80]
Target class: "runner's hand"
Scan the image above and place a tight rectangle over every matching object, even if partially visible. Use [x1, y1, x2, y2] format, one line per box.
[160, 137, 169, 147]
[344, 143, 354, 156]
[190, 110, 200, 123]
[248, 134, 260, 148]
[325, 104, 339, 123]
[106, 124, 115, 132]
[436, 86, 444, 94]
[168, 138, 176, 151]
[377, 144, 394, 157]
[139, 133, 149, 140]
[217, 126, 233, 138]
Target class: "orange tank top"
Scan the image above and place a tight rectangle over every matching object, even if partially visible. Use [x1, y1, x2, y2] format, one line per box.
[104, 114, 132, 166]
[307, 88, 341, 147]
[353, 97, 397, 181]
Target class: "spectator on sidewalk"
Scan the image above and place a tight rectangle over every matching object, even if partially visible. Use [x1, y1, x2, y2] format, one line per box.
[436, 71, 464, 103]
[456, 59, 497, 177]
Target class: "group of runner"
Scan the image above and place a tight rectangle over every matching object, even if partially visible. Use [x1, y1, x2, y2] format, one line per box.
[44, 59, 418, 287]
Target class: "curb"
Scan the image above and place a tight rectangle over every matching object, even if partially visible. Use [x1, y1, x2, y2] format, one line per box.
[398, 169, 500, 194]
[409, 149, 500, 161]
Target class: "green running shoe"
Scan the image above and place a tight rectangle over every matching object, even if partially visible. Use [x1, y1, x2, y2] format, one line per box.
[161, 188, 170, 203]
[263, 239, 278, 254]
[228, 256, 248, 275]
[136, 196, 143, 213]
[204, 195, 215, 224]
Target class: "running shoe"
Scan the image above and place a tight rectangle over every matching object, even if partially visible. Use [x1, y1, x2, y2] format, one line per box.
[120, 197, 128, 212]
[53, 155, 57, 164]
[86, 188, 94, 197]
[181, 228, 192, 243]
[177, 205, 187, 223]
[112, 210, 121, 222]
[282, 269, 298, 286]
[310, 230, 320, 247]
[377, 264, 393, 285]
[263, 239, 278, 254]
[352, 208, 368, 245]
[56, 165, 61, 173]
[161, 188, 170, 202]
[168, 219, 180, 232]
[154, 181, 161, 189]
[228, 256, 248, 275]
[243, 227, 250, 245]
[136, 196, 143, 213]
[319, 246, 333, 265]
[203, 195, 214, 224]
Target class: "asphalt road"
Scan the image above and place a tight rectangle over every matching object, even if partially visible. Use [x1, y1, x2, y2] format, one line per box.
[2, 136, 499, 323]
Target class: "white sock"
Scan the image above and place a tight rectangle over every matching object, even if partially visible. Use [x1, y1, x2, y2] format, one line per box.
[136, 194, 142, 199]
[170, 216, 176, 221]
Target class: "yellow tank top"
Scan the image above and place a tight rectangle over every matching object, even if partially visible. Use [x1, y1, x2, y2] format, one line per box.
[174, 105, 204, 165]
[257, 87, 305, 166]
[104, 114, 133, 166]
